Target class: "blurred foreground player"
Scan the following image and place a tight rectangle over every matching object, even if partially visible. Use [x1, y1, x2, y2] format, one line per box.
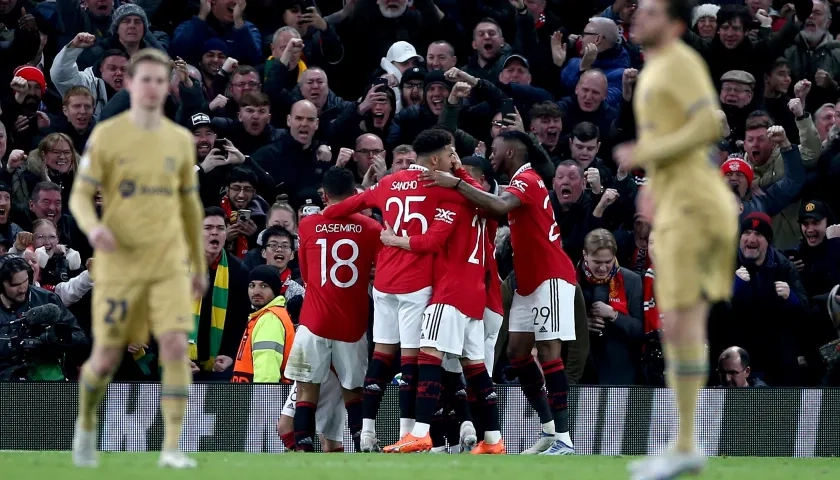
[422, 131, 577, 455]
[69, 50, 207, 469]
[286, 167, 382, 452]
[613, 0, 739, 477]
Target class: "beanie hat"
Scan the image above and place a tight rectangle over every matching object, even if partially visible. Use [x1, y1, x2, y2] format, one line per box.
[202, 38, 230, 57]
[110, 3, 149, 36]
[423, 70, 453, 97]
[13, 65, 46, 95]
[721, 156, 754, 187]
[249, 265, 284, 297]
[0, 182, 10, 195]
[741, 212, 774, 243]
[692, 4, 720, 27]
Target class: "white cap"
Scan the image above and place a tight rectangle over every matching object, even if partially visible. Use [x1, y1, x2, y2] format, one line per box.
[386, 41, 420, 63]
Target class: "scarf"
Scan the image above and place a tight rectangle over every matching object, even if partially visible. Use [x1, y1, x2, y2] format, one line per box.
[279, 267, 291, 296]
[642, 267, 661, 333]
[220, 196, 249, 259]
[631, 246, 651, 274]
[581, 260, 629, 315]
[190, 250, 229, 371]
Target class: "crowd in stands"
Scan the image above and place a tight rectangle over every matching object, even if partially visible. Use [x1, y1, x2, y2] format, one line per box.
[0, 0, 838, 387]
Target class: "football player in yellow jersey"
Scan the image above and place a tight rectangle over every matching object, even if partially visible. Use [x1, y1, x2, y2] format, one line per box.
[68, 49, 207, 469]
[614, 0, 739, 478]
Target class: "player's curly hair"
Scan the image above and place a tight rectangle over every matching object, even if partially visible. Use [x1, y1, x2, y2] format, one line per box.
[412, 128, 452, 158]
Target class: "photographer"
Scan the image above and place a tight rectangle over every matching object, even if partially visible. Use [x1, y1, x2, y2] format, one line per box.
[0, 254, 87, 381]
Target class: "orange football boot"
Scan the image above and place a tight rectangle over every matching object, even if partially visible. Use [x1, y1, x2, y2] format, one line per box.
[471, 439, 506, 455]
[383, 432, 433, 453]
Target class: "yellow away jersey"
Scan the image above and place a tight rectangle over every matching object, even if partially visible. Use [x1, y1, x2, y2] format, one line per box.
[69, 112, 206, 281]
[633, 40, 735, 218]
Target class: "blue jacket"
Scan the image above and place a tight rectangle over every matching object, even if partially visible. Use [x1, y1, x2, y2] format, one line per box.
[560, 45, 630, 109]
[170, 16, 262, 67]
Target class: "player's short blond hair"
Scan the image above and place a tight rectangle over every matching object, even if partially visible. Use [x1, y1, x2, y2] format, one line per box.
[127, 48, 173, 78]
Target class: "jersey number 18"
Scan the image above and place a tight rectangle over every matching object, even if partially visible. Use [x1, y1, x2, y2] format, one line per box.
[315, 238, 359, 288]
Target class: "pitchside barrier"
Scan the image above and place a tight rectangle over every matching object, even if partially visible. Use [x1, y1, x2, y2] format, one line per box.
[1, 383, 838, 456]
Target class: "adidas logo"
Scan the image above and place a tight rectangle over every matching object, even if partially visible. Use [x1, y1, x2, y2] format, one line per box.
[539, 326, 548, 333]
[298, 437, 314, 445]
[365, 384, 382, 392]
[485, 392, 497, 401]
[455, 389, 467, 398]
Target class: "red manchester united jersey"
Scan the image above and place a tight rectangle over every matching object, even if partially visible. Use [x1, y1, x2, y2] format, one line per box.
[297, 212, 382, 342]
[506, 164, 576, 295]
[408, 195, 487, 320]
[323, 165, 450, 294]
[484, 217, 503, 316]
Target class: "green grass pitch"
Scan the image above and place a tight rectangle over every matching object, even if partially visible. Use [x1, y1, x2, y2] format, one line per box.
[1, 452, 838, 479]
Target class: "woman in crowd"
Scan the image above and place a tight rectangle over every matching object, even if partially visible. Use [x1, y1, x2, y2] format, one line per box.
[578, 228, 644, 385]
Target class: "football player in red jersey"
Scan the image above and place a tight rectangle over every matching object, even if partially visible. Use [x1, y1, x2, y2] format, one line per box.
[422, 130, 577, 455]
[374, 133, 505, 455]
[322, 129, 465, 451]
[286, 167, 382, 452]
[461, 156, 505, 377]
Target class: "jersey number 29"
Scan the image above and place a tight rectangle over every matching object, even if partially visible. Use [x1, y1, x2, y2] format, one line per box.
[316, 238, 359, 288]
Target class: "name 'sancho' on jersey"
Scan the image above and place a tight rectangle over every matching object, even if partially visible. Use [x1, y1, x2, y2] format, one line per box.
[390, 180, 419, 191]
[315, 223, 363, 234]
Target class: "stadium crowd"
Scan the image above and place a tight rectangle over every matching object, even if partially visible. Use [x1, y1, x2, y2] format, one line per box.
[0, 0, 839, 393]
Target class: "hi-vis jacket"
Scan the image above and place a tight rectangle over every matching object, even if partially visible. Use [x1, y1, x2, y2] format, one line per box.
[231, 295, 295, 383]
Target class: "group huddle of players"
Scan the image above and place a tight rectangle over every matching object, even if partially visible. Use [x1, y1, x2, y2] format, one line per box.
[286, 127, 580, 455]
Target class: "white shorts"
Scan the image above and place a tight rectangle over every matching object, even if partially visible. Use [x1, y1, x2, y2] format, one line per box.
[285, 325, 368, 390]
[419, 304, 484, 361]
[509, 278, 576, 341]
[372, 287, 431, 348]
[281, 371, 346, 442]
[483, 308, 503, 375]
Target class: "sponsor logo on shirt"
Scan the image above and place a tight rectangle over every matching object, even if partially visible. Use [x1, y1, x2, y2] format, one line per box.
[119, 180, 136, 198]
[140, 185, 173, 196]
[434, 208, 456, 224]
[510, 179, 527, 193]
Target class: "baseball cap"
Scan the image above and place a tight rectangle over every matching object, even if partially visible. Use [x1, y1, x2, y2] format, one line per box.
[386, 41, 421, 64]
[190, 113, 214, 132]
[799, 200, 833, 223]
[502, 54, 530, 70]
[401, 67, 427, 86]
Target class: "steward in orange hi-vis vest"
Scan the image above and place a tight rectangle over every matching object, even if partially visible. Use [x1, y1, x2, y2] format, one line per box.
[232, 267, 296, 383]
